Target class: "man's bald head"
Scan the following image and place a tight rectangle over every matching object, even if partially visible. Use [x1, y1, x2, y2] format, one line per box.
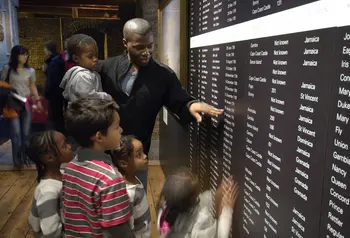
[123, 18, 152, 41]
[123, 18, 154, 67]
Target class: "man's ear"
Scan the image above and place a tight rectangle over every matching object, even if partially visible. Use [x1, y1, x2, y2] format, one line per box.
[123, 38, 128, 49]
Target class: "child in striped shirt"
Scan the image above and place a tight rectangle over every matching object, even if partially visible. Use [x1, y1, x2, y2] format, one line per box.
[109, 135, 151, 238]
[26, 130, 74, 238]
[62, 98, 132, 238]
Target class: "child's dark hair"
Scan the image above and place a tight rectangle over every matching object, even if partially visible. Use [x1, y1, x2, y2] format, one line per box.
[67, 34, 97, 58]
[107, 135, 137, 174]
[159, 167, 199, 227]
[25, 131, 60, 182]
[65, 98, 119, 147]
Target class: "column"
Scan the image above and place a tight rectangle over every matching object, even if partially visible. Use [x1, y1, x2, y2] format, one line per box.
[263, 37, 289, 238]
[223, 43, 238, 180]
[212, 0, 225, 31]
[227, 0, 238, 25]
[242, 39, 271, 236]
[288, 28, 335, 238]
[209, 45, 222, 200]
[189, 0, 196, 37]
[319, 26, 350, 238]
[199, 0, 212, 34]
[188, 48, 199, 173]
[197, 46, 212, 192]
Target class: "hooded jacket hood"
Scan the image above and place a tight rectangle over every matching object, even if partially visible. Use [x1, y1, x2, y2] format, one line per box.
[59, 66, 109, 104]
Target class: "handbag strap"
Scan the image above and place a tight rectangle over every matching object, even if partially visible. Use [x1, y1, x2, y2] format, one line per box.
[5, 68, 11, 83]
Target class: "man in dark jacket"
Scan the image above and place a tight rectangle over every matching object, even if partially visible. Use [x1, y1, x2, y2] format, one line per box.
[43, 40, 66, 133]
[98, 18, 223, 188]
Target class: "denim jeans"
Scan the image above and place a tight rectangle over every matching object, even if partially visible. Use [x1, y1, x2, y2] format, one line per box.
[10, 107, 32, 165]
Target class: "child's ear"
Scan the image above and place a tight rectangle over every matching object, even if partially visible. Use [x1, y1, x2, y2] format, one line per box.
[117, 160, 128, 170]
[45, 154, 57, 164]
[92, 131, 104, 143]
[72, 54, 78, 63]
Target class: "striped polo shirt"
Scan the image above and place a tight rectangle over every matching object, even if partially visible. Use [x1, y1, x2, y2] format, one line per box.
[126, 177, 151, 238]
[28, 179, 63, 237]
[62, 149, 131, 237]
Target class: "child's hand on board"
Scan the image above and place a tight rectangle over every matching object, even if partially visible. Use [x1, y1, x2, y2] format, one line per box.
[222, 176, 239, 210]
[214, 179, 225, 217]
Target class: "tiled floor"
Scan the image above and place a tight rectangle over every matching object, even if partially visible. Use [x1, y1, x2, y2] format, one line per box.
[0, 165, 165, 238]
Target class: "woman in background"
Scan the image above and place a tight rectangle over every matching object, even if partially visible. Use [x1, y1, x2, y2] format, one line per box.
[1, 45, 41, 167]
[43, 40, 66, 133]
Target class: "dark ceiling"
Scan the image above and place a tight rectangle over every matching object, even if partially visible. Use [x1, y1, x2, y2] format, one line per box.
[19, 0, 136, 20]
[20, 0, 136, 6]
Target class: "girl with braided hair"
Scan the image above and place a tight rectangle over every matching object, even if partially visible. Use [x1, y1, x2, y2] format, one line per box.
[26, 130, 73, 237]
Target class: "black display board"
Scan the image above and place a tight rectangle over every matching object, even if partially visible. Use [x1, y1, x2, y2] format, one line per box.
[163, 1, 350, 238]
[189, 0, 318, 37]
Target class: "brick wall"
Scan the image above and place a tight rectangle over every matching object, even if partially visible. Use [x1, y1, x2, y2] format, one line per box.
[62, 19, 125, 58]
[19, 18, 61, 84]
[19, 18, 125, 85]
